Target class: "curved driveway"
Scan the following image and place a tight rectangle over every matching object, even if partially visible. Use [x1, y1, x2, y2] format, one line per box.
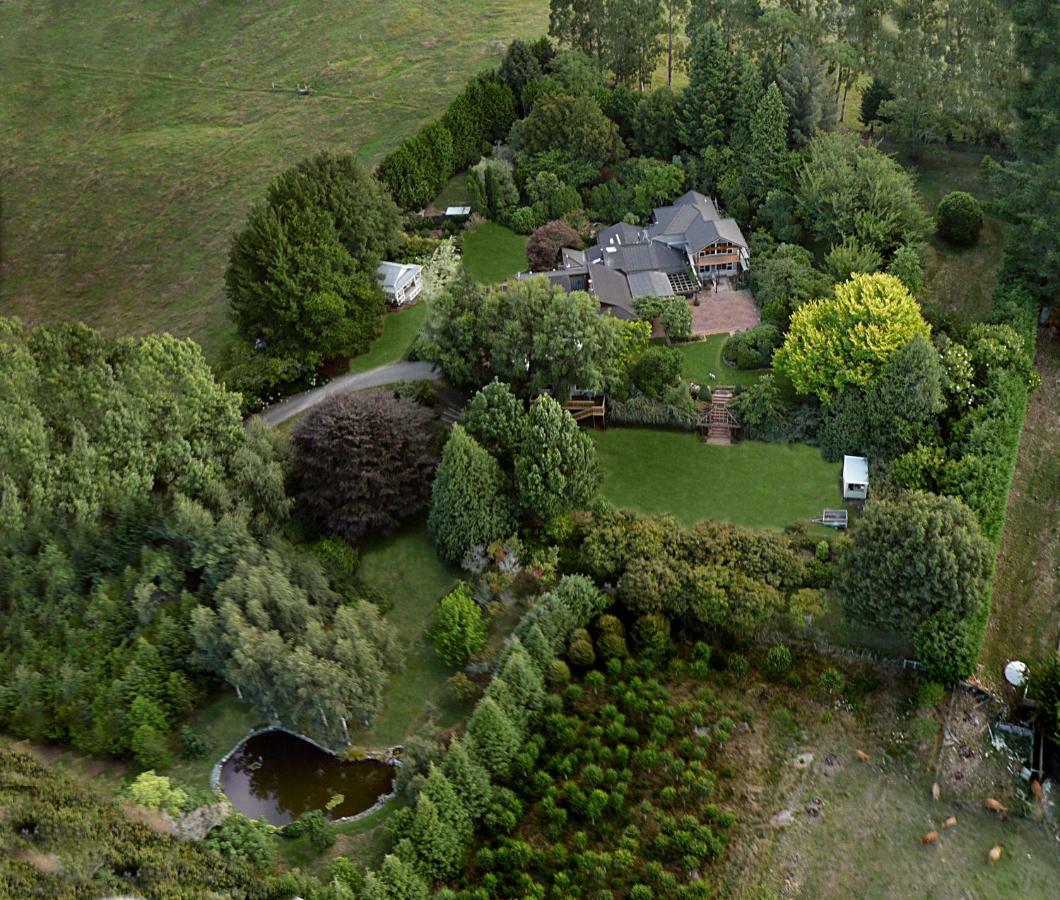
[258, 360, 441, 428]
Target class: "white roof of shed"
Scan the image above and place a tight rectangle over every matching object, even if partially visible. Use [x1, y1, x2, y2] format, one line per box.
[842, 455, 869, 484]
[377, 261, 421, 290]
[445, 206, 471, 216]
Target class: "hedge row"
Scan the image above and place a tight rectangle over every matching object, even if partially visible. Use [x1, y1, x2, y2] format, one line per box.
[376, 73, 517, 211]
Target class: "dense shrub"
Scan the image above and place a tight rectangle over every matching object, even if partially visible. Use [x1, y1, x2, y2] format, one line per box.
[633, 295, 694, 340]
[835, 492, 993, 681]
[527, 220, 582, 271]
[721, 324, 780, 370]
[728, 376, 820, 443]
[936, 191, 983, 246]
[289, 391, 437, 542]
[630, 345, 683, 398]
[608, 389, 697, 430]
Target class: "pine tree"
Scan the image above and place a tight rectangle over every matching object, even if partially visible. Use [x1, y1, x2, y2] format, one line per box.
[741, 82, 791, 205]
[513, 396, 600, 523]
[407, 793, 464, 880]
[729, 50, 763, 150]
[419, 764, 473, 846]
[460, 379, 528, 462]
[677, 23, 732, 151]
[465, 695, 522, 778]
[361, 853, 429, 900]
[428, 426, 515, 565]
[432, 582, 488, 668]
[441, 737, 493, 819]
[520, 623, 556, 671]
[495, 639, 546, 713]
[776, 39, 836, 147]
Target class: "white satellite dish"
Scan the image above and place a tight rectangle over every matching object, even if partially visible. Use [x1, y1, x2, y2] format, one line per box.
[1004, 660, 1028, 687]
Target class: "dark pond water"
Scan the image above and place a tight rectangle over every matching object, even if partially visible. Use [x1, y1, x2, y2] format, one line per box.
[219, 729, 395, 825]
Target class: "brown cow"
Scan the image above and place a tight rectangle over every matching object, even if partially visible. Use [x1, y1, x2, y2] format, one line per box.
[942, 815, 957, 830]
[921, 831, 940, 845]
[855, 749, 871, 763]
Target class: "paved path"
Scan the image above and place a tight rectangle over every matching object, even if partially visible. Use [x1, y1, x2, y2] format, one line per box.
[690, 289, 761, 336]
[258, 360, 441, 428]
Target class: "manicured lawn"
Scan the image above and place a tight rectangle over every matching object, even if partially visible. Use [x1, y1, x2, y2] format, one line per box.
[348, 302, 429, 374]
[461, 222, 528, 284]
[163, 693, 263, 795]
[675, 334, 765, 389]
[0, 0, 548, 358]
[591, 428, 842, 530]
[353, 522, 462, 747]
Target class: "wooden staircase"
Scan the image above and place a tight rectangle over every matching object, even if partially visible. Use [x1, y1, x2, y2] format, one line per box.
[701, 387, 738, 445]
[440, 404, 461, 427]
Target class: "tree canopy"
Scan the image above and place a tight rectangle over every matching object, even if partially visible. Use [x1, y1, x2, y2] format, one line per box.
[774, 273, 931, 402]
[288, 391, 438, 542]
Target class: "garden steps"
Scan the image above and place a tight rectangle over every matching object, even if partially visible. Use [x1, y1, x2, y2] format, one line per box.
[440, 404, 461, 427]
[703, 387, 737, 445]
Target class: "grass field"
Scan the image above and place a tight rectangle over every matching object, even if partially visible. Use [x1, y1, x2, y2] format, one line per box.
[348, 302, 429, 374]
[900, 145, 1006, 324]
[461, 221, 527, 284]
[676, 334, 766, 388]
[591, 428, 841, 530]
[0, 0, 548, 358]
[980, 328, 1060, 686]
[353, 521, 462, 748]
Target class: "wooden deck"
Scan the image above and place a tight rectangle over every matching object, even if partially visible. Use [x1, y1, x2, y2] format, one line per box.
[562, 397, 607, 428]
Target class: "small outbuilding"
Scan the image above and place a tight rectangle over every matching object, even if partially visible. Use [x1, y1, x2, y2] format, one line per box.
[377, 262, 423, 307]
[842, 455, 869, 500]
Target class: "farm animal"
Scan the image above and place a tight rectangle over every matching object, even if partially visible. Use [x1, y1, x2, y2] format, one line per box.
[1031, 779, 1044, 805]
[988, 845, 1003, 863]
[855, 749, 871, 763]
[921, 831, 940, 845]
[942, 816, 957, 830]
[985, 797, 1008, 817]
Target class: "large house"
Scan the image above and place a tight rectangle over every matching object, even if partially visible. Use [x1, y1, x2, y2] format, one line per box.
[525, 191, 749, 320]
[377, 261, 424, 306]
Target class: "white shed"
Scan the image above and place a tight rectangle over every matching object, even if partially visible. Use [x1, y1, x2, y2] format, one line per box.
[842, 455, 869, 500]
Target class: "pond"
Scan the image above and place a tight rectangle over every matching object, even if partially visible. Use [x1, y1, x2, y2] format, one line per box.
[219, 729, 395, 825]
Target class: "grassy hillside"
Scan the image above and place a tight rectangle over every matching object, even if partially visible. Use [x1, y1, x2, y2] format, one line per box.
[0, 0, 548, 358]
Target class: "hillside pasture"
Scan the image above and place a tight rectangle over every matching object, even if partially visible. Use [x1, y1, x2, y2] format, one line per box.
[0, 0, 548, 358]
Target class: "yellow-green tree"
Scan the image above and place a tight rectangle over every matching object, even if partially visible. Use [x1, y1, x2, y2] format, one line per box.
[773, 273, 929, 402]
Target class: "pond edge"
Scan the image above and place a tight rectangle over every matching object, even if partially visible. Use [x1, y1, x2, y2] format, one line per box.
[211, 724, 402, 826]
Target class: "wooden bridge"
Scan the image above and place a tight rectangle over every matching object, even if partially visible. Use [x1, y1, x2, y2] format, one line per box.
[698, 387, 738, 445]
[562, 397, 607, 428]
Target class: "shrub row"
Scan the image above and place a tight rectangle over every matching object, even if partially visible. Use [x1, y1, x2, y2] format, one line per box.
[376, 73, 517, 211]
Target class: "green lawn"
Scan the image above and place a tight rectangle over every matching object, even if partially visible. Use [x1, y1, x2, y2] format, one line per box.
[0, 0, 548, 358]
[461, 222, 528, 284]
[897, 145, 1006, 323]
[352, 522, 462, 747]
[592, 429, 842, 530]
[979, 330, 1060, 688]
[430, 172, 471, 212]
[675, 334, 765, 389]
[348, 302, 429, 374]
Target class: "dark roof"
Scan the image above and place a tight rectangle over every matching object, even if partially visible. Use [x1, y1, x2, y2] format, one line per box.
[587, 263, 633, 314]
[627, 271, 675, 298]
[683, 216, 747, 253]
[596, 221, 646, 247]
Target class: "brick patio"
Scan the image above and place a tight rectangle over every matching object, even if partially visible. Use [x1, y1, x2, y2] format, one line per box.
[689, 288, 761, 336]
